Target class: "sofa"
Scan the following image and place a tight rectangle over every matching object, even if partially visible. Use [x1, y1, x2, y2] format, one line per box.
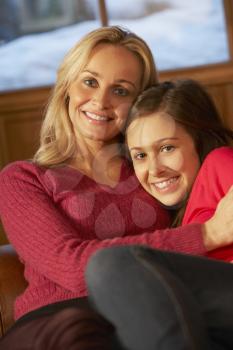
[0, 244, 27, 337]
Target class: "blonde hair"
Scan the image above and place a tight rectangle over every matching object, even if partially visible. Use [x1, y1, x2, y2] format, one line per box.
[34, 26, 158, 167]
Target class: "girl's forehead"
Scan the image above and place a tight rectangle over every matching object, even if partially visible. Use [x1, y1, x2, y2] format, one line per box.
[126, 112, 193, 148]
[127, 113, 177, 135]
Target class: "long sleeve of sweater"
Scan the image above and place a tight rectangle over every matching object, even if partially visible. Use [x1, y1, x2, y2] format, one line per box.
[0, 161, 205, 293]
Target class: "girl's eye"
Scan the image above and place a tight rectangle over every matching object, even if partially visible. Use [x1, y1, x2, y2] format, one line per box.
[160, 145, 175, 153]
[133, 152, 146, 160]
[114, 87, 129, 96]
[84, 78, 98, 87]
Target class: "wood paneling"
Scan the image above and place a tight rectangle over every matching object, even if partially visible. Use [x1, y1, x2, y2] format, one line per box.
[0, 86, 49, 169]
[0, 112, 42, 167]
[205, 82, 233, 129]
[0, 223, 8, 245]
[0, 87, 50, 242]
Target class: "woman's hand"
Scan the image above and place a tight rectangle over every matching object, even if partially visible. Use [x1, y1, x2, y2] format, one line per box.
[203, 185, 233, 251]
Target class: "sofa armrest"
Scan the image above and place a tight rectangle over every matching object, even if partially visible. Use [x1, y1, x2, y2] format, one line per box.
[0, 245, 27, 337]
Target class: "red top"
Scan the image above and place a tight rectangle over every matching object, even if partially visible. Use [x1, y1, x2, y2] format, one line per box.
[183, 146, 233, 262]
[0, 160, 205, 320]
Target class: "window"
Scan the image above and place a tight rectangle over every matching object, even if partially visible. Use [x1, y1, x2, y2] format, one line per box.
[0, 0, 231, 92]
[106, 0, 230, 70]
[0, 0, 104, 91]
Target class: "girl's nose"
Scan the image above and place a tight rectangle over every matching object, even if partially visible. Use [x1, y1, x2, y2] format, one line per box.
[148, 157, 164, 177]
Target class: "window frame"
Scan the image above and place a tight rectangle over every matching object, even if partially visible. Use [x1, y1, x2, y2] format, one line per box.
[158, 0, 233, 85]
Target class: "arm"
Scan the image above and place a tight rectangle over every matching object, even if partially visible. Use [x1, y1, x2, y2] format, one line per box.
[0, 161, 226, 292]
[182, 147, 233, 261]
[201, 185, 233, 250]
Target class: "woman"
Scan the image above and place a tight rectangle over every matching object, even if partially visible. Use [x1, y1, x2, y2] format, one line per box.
[0, 27, 233, 348]
[86, 80, 233, 350]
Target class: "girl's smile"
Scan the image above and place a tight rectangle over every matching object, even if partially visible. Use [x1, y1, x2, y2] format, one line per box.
[127, 113, 201, 207]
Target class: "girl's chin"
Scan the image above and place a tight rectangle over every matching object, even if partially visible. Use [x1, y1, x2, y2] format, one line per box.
[160, 202, 184, 210]
[157, 196, 187, 210]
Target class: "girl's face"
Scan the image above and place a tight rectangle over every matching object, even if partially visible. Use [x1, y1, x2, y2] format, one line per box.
[67, 43, 142, 144]
[127, 113, 201, 207]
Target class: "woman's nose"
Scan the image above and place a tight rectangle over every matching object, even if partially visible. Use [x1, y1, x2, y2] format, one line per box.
[92, 89, 110, 109]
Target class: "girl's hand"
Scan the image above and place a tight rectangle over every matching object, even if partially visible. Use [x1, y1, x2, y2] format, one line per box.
[203, 185, 233, 251]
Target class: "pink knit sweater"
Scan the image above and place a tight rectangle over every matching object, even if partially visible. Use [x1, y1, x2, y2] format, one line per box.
[0, 160, 205, 320]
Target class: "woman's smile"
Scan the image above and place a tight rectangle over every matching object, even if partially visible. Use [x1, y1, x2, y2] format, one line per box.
[83, 110, 112, 123]
[68, 43, 142, 143]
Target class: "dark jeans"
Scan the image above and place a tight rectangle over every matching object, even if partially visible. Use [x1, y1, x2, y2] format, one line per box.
[86, 246, 233, 350]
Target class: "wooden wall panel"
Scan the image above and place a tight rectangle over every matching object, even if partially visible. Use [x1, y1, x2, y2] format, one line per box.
[0, 112, 42, 168]
[0, 87, 49, 242]
[0, 223, 8, 245]
[205, 82, 233, 128]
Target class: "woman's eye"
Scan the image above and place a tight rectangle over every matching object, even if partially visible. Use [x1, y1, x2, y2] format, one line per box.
[114, 87, 129, 96]
[133, 152, 146, 160]
[161, 145, 175, 153]
[84, 78, 98, 87]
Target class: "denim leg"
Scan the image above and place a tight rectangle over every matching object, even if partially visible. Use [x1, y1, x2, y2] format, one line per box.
[86, 246, 212, 350]
[132, 247, 233, 349]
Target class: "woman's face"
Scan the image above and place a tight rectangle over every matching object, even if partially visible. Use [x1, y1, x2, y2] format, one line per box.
[67, 43, 143, 143]
[127, 113, 201, 207]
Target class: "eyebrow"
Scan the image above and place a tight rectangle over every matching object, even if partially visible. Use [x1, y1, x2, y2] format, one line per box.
[129, 137, 179, 151]
[82, 69, 137, 89]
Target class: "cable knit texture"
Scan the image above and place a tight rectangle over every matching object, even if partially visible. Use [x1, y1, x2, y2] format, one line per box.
[0, 160, 205, 320]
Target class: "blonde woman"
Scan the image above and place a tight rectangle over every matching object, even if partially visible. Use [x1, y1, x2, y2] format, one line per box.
[0, 26, 233, 349]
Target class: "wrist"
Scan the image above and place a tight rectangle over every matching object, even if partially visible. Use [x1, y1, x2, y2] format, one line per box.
[202, 220, 218, 251]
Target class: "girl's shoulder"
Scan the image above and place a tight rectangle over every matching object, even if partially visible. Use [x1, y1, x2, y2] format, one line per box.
[199, 147, 233, 179]
[204, 146, 233, 164]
